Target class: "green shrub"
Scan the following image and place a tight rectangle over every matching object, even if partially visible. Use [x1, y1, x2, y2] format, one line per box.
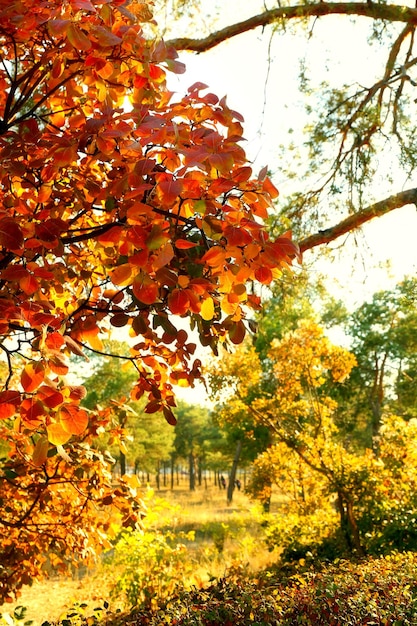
[108, 526, 199, 610]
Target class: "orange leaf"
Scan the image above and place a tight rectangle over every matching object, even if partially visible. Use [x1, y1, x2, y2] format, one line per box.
[110, 264, 134, 286]
[152, 242, 174, 271]
[59, 405, 89, 435]
[201, 246, 226, 268]
[262, 176, 279, 199]
[32, 437, 49, 467]
[21, 362, 45, 393]
[48, 353, 69, 376]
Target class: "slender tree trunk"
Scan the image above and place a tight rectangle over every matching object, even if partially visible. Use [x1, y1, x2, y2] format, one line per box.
[156, 461, 160, 490]
[198, 456, 203, 486]
[227, 440, 243, 504]
[189, 452, 196, 491]
[119, 451, 126, 476]
[170, 455, 175, 490]
[346, 500, 365, 556]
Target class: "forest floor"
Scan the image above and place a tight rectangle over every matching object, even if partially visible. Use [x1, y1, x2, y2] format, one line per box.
[0, 480, 273, 625]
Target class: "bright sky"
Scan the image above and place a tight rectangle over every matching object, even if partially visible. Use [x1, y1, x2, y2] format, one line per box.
[163, 2, 417, 405]
[165, 5, 417, 305]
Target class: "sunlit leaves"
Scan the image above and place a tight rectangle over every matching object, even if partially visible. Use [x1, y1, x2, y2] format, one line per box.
[0, 0, 300, 599]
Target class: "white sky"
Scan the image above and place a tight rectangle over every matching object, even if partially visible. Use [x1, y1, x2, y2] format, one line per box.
[165, 7, 417, 303]
[162, 3, 417, 405]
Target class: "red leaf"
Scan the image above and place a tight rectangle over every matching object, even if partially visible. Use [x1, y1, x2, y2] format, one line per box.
[20, 399, 44, 429]
[68, 385, 87, 402]
[38, 386, 64, 409]
[110, 313, 131, 327]
[163, 406, 177, 426]
[144, 400, 161, 414]
[229, 320, 246, 345]
[255, 266, 273, 285]
[0, 390, 20, 420]
[175, 239, 199, 250]
[20, 273, 39, 295]
[67, 23, 92, 50]
[132, 277, 159, 305]
[157, 177, 182, 206]
[168, 289, 190, 316]
[0, 218, 24, 251]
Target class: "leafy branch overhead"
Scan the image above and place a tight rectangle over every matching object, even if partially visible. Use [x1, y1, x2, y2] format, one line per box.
[0, 0, 301, 601]
[0, 0, 300, 438]
[168, 2, 417, 246]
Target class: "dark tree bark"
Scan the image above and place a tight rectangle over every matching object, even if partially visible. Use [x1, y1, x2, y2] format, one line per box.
[227, 439, 243, 504]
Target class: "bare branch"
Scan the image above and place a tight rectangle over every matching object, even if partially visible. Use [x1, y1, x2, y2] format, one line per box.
[298, 187, 417, 252]
[167, 3, 417, 53]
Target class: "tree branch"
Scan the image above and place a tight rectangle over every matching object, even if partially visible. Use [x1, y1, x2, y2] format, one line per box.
[167, 3, 417, 53]
[298, 187, 417, 253]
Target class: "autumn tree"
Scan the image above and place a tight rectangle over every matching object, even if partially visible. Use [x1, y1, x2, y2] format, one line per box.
[207, 321, 370, 552]
[0, 0, 301, 601]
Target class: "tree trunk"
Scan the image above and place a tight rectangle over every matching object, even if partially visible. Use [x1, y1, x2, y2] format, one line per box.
[119, 451, 126, 477]
[336, 491, 365, 556]
[189, 452, 196, 491]
[156, 461, 160, 490]
[197, 456, 203, 486]
[170, 455, 175, 490]
[227, 439, 243, 504]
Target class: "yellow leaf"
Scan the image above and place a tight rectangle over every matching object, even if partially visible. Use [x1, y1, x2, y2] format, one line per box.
[32, 437, 49, 466]
[201, 296, 215, 321]
[47, 423, 71, 446]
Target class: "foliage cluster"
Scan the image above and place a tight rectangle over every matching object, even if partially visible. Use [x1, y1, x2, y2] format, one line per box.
[18, 552, 417, 626]
[0, 0, 299, 601]
[107, 491, 266, 611]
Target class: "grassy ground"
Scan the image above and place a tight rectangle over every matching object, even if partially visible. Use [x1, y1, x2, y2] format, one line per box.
[0, 481, 274, 625]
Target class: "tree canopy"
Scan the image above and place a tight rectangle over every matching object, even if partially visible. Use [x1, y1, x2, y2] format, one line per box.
[0, 0, 300, 601]
[2, 0, 417, 603]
